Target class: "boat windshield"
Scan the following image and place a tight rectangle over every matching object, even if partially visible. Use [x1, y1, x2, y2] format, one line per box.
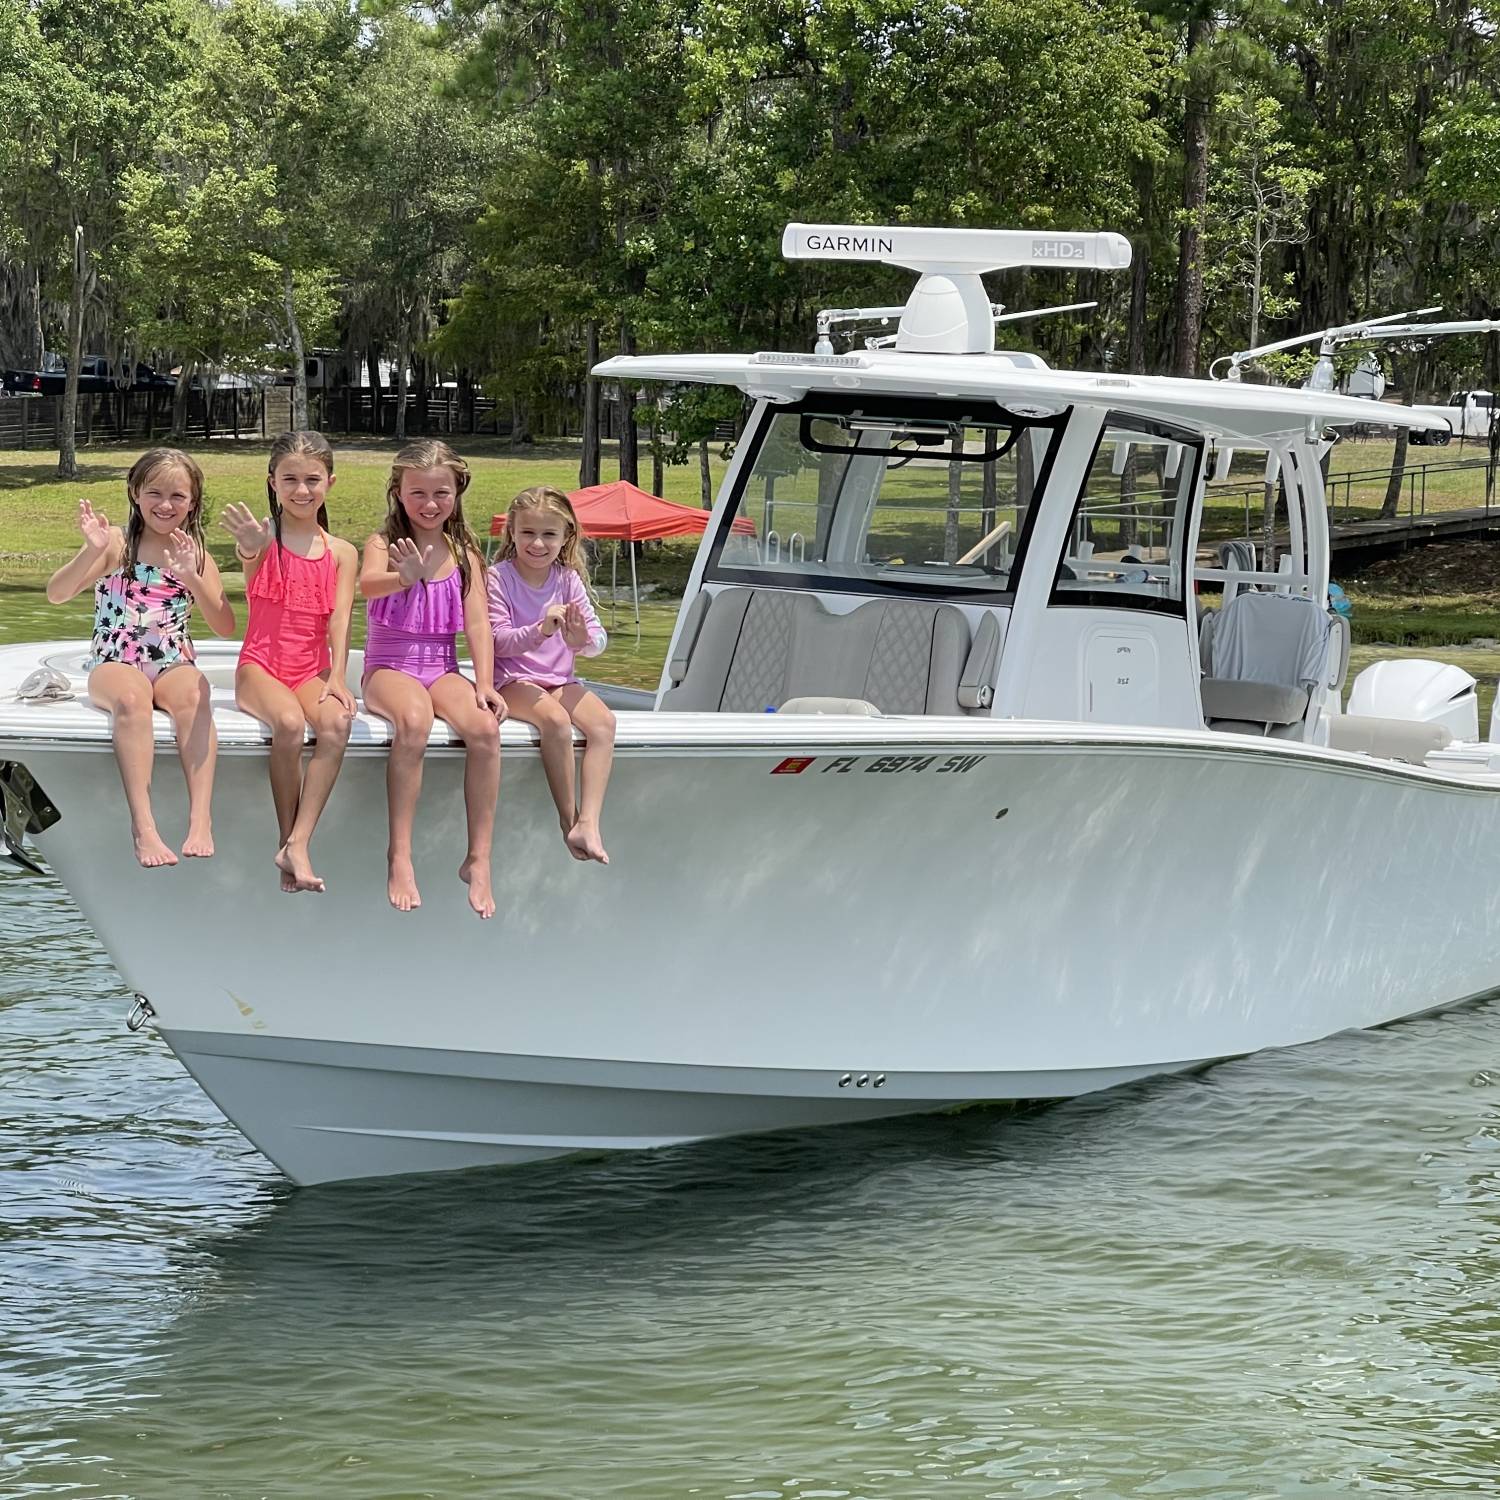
[1050, 420, 1203, 612]
[701, 396, 1065, 600]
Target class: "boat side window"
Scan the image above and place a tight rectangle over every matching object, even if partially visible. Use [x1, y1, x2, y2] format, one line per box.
[702, 398, 1063, 602]
[1049, 420, 1202, 612]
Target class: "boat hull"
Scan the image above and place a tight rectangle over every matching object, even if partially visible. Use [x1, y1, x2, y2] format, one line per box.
[162, 1027, 1183, 1183]
[7, 679, 1499, 1183]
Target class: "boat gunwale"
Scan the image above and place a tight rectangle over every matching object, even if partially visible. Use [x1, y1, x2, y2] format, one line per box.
[5, 713, 1500, 801]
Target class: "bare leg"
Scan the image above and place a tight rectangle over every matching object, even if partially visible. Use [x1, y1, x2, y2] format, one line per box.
[88, 662, 176, 868]
[271, 674, 356, 893]
[154, 666, 217, 857]
[431, 673, 501, 919]
[558, 683, 615, 865]
[500, 682, 579, 859]
[236, 663, 310, 889]
[363, 669, 433, 911]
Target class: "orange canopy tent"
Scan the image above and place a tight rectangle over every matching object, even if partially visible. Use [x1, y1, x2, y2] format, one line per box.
[568, 480, 755, 541]
[489, 481, 753, 640]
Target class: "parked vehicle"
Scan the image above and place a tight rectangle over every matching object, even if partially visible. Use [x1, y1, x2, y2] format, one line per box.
[272, 349, 400, 390]
[0, 356, 176, 397]
[1411, 389, 1496, 445]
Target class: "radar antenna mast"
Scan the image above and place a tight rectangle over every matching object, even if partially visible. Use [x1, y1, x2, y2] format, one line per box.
[784, 224, 1131, 356]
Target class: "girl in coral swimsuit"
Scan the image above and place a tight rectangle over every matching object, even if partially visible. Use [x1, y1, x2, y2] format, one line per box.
[359, 440, 504, 919]
[222, 431, 359, 894]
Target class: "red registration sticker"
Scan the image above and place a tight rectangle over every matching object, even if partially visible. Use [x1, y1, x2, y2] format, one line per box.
[771, 757, 816, 775]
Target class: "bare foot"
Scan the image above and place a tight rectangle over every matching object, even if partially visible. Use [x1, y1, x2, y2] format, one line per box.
[459, 855, 495, 919]
[280, 865, 298, 894]
[275, 838, 325, 894]
[558, 812, 588, 862]
[565, 819, 609, 865]
[133, 826, 178, 869]
[182, 823, 214, 858]
[387, 854, 421, 911]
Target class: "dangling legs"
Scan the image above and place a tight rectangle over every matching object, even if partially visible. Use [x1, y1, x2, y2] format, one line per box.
[363, 668, 433, 911]
[430, 673, 501, 919]
[154, 666, 217, 858]
[88, 662, 176, 868]
[236, 662, 311, 889]
[275, 672, 356, 892]
[500, 681, 579, 858]
[558, 683, 615, 865]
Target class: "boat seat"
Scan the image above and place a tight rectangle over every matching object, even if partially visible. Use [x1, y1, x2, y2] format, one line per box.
[1198, 678, 1308, 730]
[1199, 591, 1334, 738]
[1327, 715, 1452, 762]
[662, 587, 978, 715]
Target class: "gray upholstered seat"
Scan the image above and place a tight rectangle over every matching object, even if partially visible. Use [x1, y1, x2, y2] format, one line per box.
[1198, 677, 1309, 728]
[661, 587, 979, 715]
[1198, 591, 1336, 738]
[1327, 715, 1452, 762]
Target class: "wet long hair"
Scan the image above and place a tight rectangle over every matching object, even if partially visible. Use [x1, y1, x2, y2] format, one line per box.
[266, 429, 334, 544]
[122, 448, 206, 573]
[495, 485, 593, 592]
[380, 439, 481, 596]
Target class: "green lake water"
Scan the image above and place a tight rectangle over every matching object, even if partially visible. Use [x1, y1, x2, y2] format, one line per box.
[4, 864, 1500, 1498]
[6, 588, 1500, 1497]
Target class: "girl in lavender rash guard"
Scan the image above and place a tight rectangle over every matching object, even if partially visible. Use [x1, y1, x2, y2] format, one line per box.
[488, 486, 616, 865]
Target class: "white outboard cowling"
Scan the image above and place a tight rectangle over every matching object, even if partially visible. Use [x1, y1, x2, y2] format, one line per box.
[1348, 659, 1479, 742]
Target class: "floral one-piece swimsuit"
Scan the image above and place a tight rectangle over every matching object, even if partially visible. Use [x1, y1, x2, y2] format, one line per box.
[86, 563, 196, 683]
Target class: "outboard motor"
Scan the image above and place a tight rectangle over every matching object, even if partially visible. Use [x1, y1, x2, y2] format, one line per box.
[1347, 660, 1479, 743]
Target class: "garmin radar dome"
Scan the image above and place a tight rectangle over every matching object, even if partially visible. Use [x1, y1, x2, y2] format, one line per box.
[781, 223, 1133, 355]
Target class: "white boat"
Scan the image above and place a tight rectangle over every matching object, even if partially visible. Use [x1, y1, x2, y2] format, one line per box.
[2, 224, 1494, 1187]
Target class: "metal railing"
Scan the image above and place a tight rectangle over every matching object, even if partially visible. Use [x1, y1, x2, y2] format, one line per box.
[1204, 455, 1497, 538]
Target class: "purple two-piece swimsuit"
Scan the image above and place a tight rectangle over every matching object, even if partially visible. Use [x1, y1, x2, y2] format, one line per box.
[363, 569, 464, 689]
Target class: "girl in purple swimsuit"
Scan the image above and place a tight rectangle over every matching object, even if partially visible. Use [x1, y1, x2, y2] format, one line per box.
[359, 440, 504, 918]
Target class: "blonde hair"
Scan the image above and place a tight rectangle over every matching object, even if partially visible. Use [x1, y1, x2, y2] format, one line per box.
[496, 486, 592, 590]
[381, 439, 481, 596]
[124, 448, 205, 572]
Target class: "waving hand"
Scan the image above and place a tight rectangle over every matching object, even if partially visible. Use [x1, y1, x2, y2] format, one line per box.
[221, 503, 273, 560]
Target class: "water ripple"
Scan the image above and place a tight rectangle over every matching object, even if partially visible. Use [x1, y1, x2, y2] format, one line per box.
[5, 866, 1500, 1496]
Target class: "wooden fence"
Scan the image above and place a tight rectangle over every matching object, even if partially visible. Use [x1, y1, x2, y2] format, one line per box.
[0, 385, 512, 449]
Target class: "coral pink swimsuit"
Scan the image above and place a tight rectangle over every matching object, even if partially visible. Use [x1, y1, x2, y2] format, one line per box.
[238, 537, 339, 690]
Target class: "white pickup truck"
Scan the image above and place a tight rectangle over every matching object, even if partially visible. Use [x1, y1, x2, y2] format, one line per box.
[1411, 389, 1496, 445]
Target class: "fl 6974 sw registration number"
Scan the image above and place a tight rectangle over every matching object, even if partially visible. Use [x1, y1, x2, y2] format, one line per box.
[770, 753, 985, 776]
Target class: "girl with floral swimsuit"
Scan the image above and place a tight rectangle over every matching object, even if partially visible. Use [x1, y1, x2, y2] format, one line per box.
[46, 448, 236, 868]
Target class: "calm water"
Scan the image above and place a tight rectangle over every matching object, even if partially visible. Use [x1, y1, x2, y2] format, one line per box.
[4, 868, 1500, 1498]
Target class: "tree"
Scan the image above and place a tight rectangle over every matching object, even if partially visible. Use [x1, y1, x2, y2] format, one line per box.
[1204, 88, 1320, 352]
[0, 1, 49, 373]
[12, 0, 199, 477]
[347, 14, 492, 442]
[210, 0, 363, 429]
